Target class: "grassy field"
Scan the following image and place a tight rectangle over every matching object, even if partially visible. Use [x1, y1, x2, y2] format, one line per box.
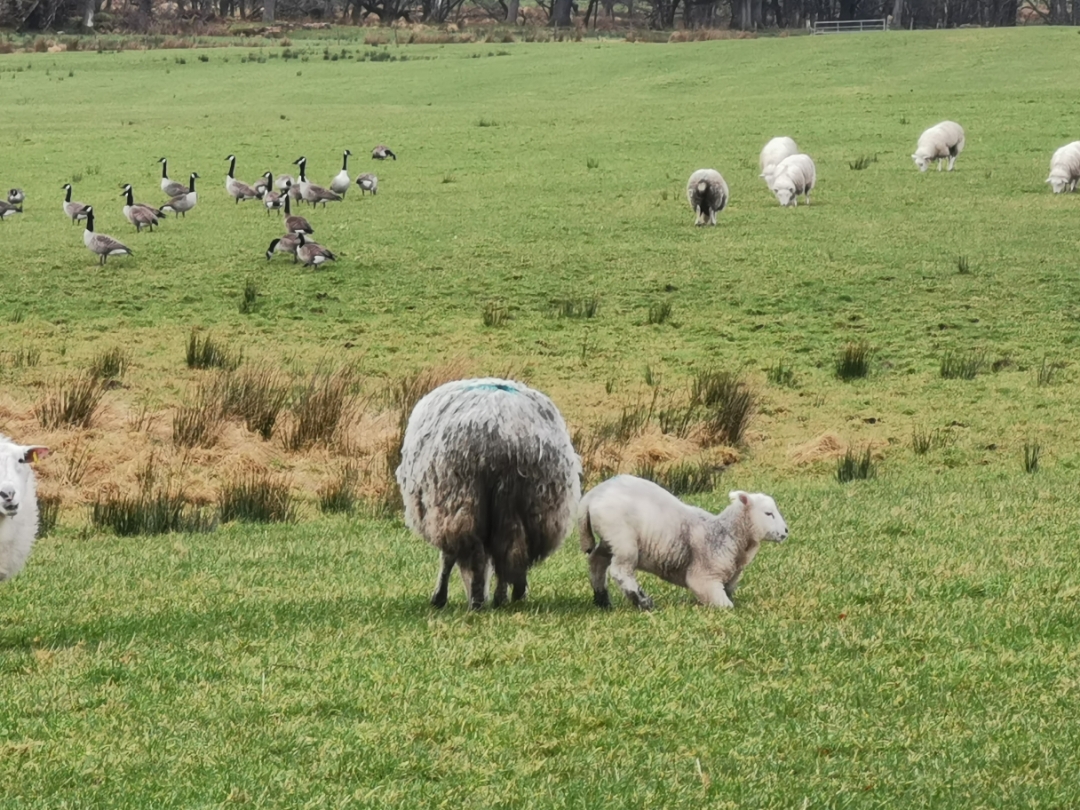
[3, 26, 1080, 807]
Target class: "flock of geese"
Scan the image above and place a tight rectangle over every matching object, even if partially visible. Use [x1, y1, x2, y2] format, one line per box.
[3, 145, 397, 267]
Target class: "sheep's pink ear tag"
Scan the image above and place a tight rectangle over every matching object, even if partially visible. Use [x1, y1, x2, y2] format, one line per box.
[23, 447, 50, 463]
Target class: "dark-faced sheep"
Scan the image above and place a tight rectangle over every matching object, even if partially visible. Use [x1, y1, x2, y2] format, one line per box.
[0, 436, 50, 583]
[396, 378, 581, 610]
[686, 169, 729, 226]
[578, 475, 788, 609]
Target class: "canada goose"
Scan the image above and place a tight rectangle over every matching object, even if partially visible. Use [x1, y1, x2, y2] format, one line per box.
[261, 172, 282, 215]
[225, 154, 260, 203]
[292, 156, 342, 208]
[253, 173, 270, 199]
[371, 145, 396, 161]
[276, 174, 294, 192]
[83, 207, 133, 265]
[356, 173, 378, 195]
[329, 149, 352, 198]
[265, 233, 300, 263]
[158, 158, 189, 197]
[0, 200, 22, 221]
[296, 232, 335, 268]
[7, 188, 25, 206]
[161, 172, 199, 218]
[121, 184, 165, 232]
[62, 183, 90, 224]
[282, 186, 313, 235]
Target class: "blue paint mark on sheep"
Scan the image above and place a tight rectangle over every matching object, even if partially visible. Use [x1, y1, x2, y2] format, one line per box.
[464, 382, 518, 393]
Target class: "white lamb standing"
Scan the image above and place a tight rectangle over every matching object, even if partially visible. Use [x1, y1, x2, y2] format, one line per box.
[0, 436, 50, 583]
[759, 136, 799, 189]
[577, 475, 788, 610]
[771, 153, 816, 207]
[912, 121, 965, 172]
[686, 169, 729, 226]
[1046, 141, 1080, 194]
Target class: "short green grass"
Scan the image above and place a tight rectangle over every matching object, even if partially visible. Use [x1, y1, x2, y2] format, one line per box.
[3, 27, 1080, 807]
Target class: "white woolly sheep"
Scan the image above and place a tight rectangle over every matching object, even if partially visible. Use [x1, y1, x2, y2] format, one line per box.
[396, 378, 582, 610]
[0, 436, 50, 584]
[912, 121, 965, 172]
[577, 475, 788, 609]
[686, 169, 729, 226]
[771, 153, 816, 207]
[1046, 141, 1080, 194]
[759, 137, 799, 188]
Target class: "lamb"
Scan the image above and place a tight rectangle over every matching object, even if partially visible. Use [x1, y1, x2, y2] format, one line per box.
[759, 137, 799, 188]
[577, 475, 788, 610]
[771, 153, 816, 207]
[0, 436, 50, 584]
[686, 169, 729, 226]
[396, 378, 582, 610]
[1046, 141, 1080, 194]
[912, 121, 965, 172]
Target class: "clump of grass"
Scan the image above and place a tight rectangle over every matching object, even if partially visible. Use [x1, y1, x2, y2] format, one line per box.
[1035, 358, 1057, 387]
[911, 426, 934, 455]
[37, 495, 61, 538]
[281, 366, 358, 451]
[836, 341, 872, 380]
[442, 172, 456, 184]
[766, 361, 797, 388]
[956, 255, 971, 275]
[35, 374, 107, 429]
[239, 279, 259, 314]
[482, 301, 508, 327]
[595, 402, 652, 443]
[836, 446, 876, 483]
[477, 117, 498, 127]
[7, 346, 41, 368]
[647, 301, 672, 325]
[848, 154, 878, 170]
[634, 460, 721, 496]
[215, 365, 290, 440]
[91, 491, 216, 536]
[586, 157, 600, 169]
[88, 346, 130, 381]
[693, 370, 756, 447]
[219, 471, 296, 524]
[940, 349, 986, 380]
[1023, 442, 1040, 474]
[553, 296, 600, 319]
[172, 384, 224, 449]
[319, 464, 360, 515]
[186, 329, 241, 370]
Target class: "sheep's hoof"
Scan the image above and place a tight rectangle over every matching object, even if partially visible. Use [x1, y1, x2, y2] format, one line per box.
[631, 592, 654, 611]
[593, 590, 611, 609]
[511, 582, 528, 602]
[430, 591, 448, 609]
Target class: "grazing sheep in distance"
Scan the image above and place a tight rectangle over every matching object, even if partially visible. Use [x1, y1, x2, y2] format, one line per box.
[0, 436, 50, 583]
[396, 378, 582, 610]
[577, 476, 788, 610]
[759, 137, 799, 188]
[1046, 141, 1080, 193]
[686, 169, 729, 226]
[771, 153, 816, 207]
[912, 121, 965, 172]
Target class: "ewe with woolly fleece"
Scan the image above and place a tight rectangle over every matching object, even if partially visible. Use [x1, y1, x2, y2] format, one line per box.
[1046, 141, 1080, 194]
[396, 378, 581, 610]
[912, 121, 965, 172]
[577, 475, 788, 609]
[771, 153, 816, 207]
[0, 436, 50, 583]
[759, 137, 799, 188]
[686, 169, 729, 226]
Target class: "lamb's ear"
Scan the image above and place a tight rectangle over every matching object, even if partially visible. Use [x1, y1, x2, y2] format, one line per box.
[20, 446, 50, 463]
[728, 490, 750, 506]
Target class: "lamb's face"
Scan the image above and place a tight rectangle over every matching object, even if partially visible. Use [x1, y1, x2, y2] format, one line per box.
[0, 443, 47, 518]
[1047, 175, 1069, 194]
[773, 182, 796, 207]
[731, 491, 789, 543]
[912, 154, 930, 172]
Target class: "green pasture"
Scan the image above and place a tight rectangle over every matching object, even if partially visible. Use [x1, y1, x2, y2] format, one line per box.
[2, 26, 1080, 807]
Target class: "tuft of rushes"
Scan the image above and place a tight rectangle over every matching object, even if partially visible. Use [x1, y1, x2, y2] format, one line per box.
[35, 374, 107, 429]
[837, 445, 876, 483]
[836, 341, 872, 380]
[186, 329, 242, 371]
[219, 471, 296, 524]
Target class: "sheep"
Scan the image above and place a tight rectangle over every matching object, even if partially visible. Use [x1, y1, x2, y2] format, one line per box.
[686, 169, 729, 226]
[771, 153, 816, 207]
[396, 378, 582, 610]
[577, 475, 788, 610]
[1046, 141, 1080, 194]
[759, 137, 799, 188]
[912, 121, 965, 172]
[0, 436, 50, 584]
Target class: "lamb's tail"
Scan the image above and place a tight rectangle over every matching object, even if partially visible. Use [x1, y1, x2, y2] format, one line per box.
[578, 504, 596, 554]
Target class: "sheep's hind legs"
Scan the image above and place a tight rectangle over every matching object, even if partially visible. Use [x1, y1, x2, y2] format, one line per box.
[430, 552, 456, 608]
[588, 549, 613, 609]
[492, 574, 528, 607]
